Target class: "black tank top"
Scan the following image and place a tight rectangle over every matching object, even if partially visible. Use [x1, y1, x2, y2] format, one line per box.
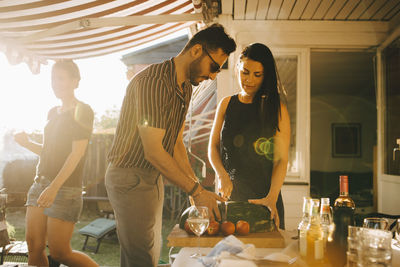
[221, 94, 285, 228]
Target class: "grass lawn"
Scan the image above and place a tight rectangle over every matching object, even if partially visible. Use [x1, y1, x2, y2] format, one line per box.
[5, 205, 181, 266]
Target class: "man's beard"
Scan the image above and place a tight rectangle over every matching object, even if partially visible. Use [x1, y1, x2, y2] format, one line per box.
[188, 56, 204, 86]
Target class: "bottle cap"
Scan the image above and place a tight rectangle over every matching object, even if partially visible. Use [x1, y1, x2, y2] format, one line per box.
[340, 175, 349, 194]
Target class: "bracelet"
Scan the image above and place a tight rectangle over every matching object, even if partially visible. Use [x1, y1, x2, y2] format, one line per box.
[188, 182, 200, 196]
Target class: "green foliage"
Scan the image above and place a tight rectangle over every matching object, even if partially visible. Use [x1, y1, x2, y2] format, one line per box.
[94, 106, 120, 130]
[7, 221, 15, 238]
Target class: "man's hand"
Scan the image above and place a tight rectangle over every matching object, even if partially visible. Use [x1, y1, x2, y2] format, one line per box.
[193, 190, 225, 221]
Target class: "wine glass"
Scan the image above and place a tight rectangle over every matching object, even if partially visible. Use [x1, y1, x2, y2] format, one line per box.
[395, 219, 400, 247]
[186, 206, 209, 258]
[363, 217, 389, 230]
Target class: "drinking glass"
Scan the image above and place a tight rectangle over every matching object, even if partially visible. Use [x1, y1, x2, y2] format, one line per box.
[187, 206, 209, 258]
[347, 225, 361, 267]
[357, 228, 392, 266]
[363, 217, 390, 230]
[395, 219, 400, 247]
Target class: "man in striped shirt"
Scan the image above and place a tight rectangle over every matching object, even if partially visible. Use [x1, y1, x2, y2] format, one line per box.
[105, 24, 236, 267]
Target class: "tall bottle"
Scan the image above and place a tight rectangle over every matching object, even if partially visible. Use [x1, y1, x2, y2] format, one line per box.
[298, 196, 311, 257]
[331, 175, 355, 267]
[306, 199, 325, 264]
[333, 175, 355, 247]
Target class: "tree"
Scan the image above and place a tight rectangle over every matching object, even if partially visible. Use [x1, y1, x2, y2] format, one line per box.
[94, 106, 120, 131]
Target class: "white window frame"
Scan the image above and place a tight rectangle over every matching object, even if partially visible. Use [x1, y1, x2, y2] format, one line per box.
[272, 48, 310, 184]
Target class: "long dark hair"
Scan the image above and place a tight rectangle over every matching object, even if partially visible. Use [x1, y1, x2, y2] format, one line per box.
[240, 43, 284, 134]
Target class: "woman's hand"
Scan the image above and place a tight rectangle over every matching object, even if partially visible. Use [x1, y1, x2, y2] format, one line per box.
[217, 171, 233, 199]
[248, 194, 280, 229]
[14, 132, 30, 147]
[37, 185, 58, 208]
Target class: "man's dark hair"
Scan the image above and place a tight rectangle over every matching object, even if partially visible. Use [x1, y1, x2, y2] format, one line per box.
[183, 23, 236, 55]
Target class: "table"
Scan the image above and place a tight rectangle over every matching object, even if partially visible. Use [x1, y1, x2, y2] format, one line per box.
[172, 247, 303, 267]
[172, 232, 400, 267]
[171, 230, 301, 267]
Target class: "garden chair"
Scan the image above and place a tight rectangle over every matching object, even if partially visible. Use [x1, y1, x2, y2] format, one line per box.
[79, 218, 116, 253]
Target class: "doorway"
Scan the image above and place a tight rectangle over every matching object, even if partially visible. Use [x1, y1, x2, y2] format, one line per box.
[310, 51, 376, 213]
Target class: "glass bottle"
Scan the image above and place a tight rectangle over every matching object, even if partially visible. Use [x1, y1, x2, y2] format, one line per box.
[331, 175, 355, 267]
[320, 197, 332, 246]
[333, 175, 355, 247]
[298, 196, 311, 257]
[306, 199, 325, 264]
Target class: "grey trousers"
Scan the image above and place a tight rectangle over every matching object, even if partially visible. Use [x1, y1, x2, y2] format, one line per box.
[105, 164, 164, 267]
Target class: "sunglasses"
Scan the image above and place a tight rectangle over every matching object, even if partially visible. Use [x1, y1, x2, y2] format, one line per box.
[203, 47, 221, 73]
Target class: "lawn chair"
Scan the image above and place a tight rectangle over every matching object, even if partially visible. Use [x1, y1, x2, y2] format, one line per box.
[0, 240, 28, 264]
[0, 191, 29, 264]
[79, 218, 116, 253]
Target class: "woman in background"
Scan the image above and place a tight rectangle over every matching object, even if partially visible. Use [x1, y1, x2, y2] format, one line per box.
[208, 43, 290, 229]
[14, 60, 98, 267]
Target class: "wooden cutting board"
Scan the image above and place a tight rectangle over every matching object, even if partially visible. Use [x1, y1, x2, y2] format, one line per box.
[167, 224, 285, 248]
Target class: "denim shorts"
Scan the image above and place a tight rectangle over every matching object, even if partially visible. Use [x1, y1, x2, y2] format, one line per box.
[26, 176, 83, 223]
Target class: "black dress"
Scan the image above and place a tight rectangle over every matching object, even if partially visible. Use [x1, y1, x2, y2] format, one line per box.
[221, 94, 285, 229]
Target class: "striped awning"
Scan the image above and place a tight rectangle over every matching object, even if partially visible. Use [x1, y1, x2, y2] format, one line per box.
[0, 0, 206, 73]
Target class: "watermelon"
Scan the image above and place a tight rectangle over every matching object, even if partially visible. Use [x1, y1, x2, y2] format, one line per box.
[179, 201, 276, 233]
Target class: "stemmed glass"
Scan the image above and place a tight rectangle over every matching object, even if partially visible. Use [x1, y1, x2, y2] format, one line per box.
[395, 219, 400, 248]
[187, 206, 209, 258]
[363, 217, 389, 230]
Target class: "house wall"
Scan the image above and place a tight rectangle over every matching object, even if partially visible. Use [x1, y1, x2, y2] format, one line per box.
[311, 94, 376, 173]
[215, 17, 393, 230]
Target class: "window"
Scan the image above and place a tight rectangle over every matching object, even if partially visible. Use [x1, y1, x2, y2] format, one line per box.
[273, 48, 310, 183]
[275, 56, 298, 173]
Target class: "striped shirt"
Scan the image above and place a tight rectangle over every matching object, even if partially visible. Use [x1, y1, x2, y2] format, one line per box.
[108, 58, 192, 169]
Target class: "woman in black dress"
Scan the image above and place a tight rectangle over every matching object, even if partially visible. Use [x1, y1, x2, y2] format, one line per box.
[208, 43, 291, 229]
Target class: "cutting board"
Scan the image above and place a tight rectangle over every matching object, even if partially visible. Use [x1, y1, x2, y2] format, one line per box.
[167, 224, 285, 248]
